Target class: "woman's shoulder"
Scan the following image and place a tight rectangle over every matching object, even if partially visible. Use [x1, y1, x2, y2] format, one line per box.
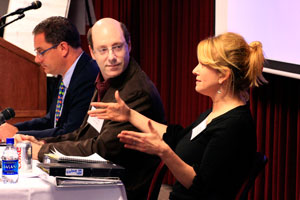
[208, 105, 255, 136]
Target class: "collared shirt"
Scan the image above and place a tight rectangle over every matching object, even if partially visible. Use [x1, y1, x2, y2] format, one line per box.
[54, 52, 83, 127]
[95, 73, 110, 102]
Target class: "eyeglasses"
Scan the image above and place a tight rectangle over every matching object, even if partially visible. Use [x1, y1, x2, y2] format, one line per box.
[34, 44, 59, 58]
[95, 43, 125, 56]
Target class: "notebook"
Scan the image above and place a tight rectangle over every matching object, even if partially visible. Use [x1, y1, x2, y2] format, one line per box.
[37, 162, 125, 178]
[39, 174, 123, 187]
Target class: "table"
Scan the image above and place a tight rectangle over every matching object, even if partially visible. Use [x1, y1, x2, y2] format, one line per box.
[0, 160, 127, 200]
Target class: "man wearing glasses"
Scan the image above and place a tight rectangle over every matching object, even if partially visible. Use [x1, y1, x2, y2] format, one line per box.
[16, 18, 165, 200]
[0, 16, 99, 139]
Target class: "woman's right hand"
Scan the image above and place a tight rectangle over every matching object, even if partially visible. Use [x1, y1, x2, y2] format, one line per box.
[88, 90, 131, 122]
[117, 120, 169, 157]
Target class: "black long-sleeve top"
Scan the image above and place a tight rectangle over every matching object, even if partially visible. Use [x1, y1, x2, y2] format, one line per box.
[163, 105, 257, 200]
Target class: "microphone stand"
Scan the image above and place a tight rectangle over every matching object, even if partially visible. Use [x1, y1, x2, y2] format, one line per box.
[0, 14, 25, 30]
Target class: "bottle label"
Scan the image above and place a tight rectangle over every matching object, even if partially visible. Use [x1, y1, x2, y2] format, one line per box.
[2, 160, 18, 175]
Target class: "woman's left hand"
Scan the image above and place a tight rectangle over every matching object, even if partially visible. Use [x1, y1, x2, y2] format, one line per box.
[117, 120, 168, 157]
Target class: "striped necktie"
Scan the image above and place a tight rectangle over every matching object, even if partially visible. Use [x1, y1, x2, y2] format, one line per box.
[55, 81, 66, 125]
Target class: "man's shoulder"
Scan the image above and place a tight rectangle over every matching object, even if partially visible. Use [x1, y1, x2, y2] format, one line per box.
[67, 52, 98, 92]
[125, 63, 156, 93]
[117, 61, 162, 108]
[73, 52, 99, 79]
[127, 58, 152, 82]
[77, 52, 99, 70]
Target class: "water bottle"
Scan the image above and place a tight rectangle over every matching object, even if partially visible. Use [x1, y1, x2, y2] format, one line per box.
[2, 138, 19, 184]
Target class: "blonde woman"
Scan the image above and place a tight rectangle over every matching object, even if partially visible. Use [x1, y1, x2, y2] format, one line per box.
[89, 32, 266, 199]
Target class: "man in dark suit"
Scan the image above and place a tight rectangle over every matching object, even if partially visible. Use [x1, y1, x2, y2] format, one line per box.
[16, 18, 165, 200]
[0, 16, 99, 139]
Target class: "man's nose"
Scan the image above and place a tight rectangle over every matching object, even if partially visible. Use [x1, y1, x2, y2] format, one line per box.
[35, 55, 42, 64]
[107, 49, 117, 63]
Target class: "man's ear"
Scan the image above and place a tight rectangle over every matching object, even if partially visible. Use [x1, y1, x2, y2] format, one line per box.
[59, 42, 69, 57]
[218, 68, 231, 84]
[89, 45, 96, 59]
[127, 41, 131, 53]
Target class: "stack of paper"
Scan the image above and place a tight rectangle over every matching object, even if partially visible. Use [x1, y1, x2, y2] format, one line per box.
[44, 148, 107, 163]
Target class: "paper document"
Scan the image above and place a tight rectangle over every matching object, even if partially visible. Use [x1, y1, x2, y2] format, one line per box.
[45, 148, 107, 163]
[87, 106, 104, 133]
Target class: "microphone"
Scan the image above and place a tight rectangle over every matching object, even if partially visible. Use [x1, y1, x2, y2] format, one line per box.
[0, 108, 15, 125]
[10, 1, 42, 15]
[0, 1, 42, 21]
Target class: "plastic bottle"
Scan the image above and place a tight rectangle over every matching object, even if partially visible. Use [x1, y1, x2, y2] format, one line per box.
[2, 138, 19, 184]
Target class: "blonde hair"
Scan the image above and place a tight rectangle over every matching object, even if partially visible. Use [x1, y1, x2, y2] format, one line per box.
[197, 32, 266, 101]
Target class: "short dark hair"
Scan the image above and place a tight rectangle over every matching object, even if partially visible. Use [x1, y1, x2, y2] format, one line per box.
[33, 16, 81, 48]
[87, 22, 131, 50]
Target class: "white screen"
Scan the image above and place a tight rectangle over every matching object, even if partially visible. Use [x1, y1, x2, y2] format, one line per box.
[216, 0, 300, 79]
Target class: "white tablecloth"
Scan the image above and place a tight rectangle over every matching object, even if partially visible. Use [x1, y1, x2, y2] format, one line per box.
[0, 160, 127, 200]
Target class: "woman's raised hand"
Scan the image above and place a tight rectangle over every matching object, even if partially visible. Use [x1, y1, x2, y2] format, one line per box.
[117, 120, 168, 157]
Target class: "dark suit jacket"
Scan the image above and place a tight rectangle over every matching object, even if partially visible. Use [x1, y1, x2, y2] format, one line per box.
[38, 58, 166, 200]
[15, 52, 99, 138]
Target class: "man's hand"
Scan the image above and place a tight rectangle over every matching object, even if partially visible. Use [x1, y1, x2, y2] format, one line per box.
[14, 134, 45, 160]
[14, 134, 44, 144]
[0, 123, 18, 141]
[31, 141, 42, 160]
[88, 90, 131, 122]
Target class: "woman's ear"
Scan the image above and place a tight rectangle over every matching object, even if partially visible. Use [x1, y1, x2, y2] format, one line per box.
[218, 68, 231, 84]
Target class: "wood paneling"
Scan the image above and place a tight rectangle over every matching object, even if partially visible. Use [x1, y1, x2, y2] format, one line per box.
[0, 37, 46, 123]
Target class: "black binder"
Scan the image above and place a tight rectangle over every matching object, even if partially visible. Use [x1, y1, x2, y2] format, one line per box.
[37, 162, 124, 178]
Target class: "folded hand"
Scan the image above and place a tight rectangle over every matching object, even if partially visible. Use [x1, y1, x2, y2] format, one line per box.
[14, 134, 45, 160]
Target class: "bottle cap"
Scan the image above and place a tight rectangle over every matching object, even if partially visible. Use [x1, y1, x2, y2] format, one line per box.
[6, 138, 14, 145]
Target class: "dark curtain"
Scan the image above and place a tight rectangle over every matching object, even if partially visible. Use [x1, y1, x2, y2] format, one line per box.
[249, 73, 300, 200]
[86, 0, 300, 199]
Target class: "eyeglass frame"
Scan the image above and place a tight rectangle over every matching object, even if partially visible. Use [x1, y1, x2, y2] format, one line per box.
[93, 42, 126, 56]
[34, 44, 59, 58]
